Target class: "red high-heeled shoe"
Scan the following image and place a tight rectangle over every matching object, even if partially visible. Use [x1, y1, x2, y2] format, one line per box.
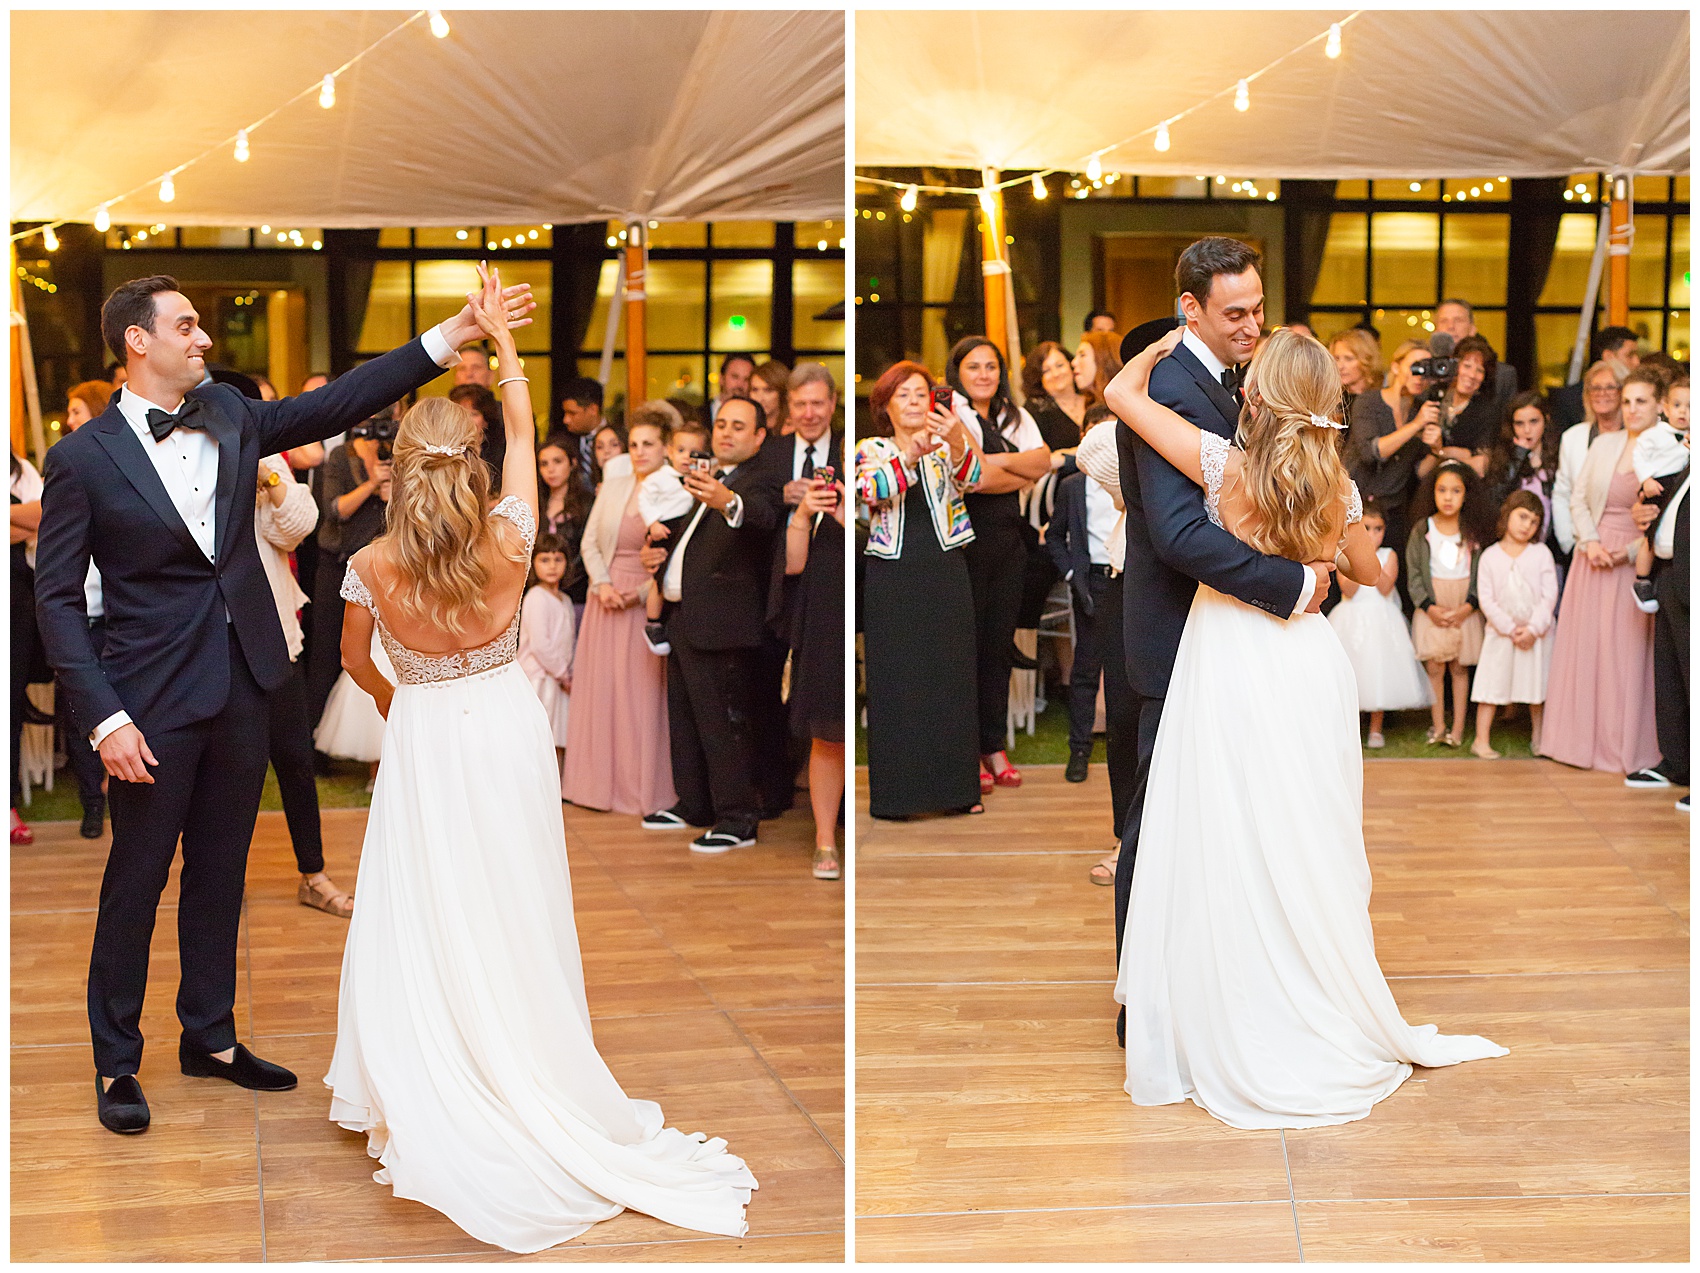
[979, 769, 995, 795]
[982, 752, 1022, 788]
[11, 809, 34, 845]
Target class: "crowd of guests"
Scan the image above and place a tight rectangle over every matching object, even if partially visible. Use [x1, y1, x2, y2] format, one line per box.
[12, 351, 848, 884]
[856, 302, 1691, 858]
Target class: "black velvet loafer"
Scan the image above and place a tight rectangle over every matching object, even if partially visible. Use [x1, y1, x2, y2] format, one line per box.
[179, 1042, 297, 1091]
[97, 1074, 150, 1134]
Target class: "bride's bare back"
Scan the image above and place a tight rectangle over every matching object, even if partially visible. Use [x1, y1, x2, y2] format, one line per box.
[352, 517, 529, 654]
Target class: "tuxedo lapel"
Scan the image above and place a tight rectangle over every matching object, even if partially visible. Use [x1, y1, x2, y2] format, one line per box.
[1170, 343, 1241, 436]
[90, 408, 202, 558]
[202, 399, 242, 563]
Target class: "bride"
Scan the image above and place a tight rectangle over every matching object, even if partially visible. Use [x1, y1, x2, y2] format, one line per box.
[1106, 326, 1506, 1131]
[324, 264, 755, 1250]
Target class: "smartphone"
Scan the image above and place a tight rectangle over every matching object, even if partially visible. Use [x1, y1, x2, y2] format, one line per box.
[690, 451, 714, 475]
[813, 465, 837, 487]
[930, 384, 954, 414]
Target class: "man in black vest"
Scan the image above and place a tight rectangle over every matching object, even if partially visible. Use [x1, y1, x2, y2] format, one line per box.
[1111, 238, 1331, 1045]
[35, 272, 533, 1133]
[642, 395, 782, 853]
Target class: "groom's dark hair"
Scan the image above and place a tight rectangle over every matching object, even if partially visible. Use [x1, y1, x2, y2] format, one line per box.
[1175, 238, 1261, 308]
[101, 275, 181, 363]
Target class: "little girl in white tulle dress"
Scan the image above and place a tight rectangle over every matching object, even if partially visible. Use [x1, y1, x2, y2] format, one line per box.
[1327, 498, 1432, 747]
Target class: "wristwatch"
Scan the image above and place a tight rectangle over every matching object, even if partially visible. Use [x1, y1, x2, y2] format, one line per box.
[262, 471, 282, 489]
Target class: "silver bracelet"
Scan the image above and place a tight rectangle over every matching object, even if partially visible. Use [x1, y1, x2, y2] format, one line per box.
[497, 375, 529, 388]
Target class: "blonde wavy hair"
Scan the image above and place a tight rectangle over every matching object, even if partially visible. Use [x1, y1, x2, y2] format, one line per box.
[377, 397, 524, 637]
[1234, 328, 1351, 562]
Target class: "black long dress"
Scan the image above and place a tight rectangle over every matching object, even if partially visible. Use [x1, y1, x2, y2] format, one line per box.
[788, 510, 845, 743]
[862, 491, 980, 818]
[960, 417, 1028, 757]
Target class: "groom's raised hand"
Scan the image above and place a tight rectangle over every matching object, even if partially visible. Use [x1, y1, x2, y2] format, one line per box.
[439, 279, 536, 353]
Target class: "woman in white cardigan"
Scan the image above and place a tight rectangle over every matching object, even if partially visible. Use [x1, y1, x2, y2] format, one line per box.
[255, 451, 353, 917]
[559, 406, 678, 816]
[1539, 369, 1661, 774]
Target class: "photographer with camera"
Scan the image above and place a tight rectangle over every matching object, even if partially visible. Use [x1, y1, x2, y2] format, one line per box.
[304, 408, 400, 735]
[1346, 339, 1444, 608]
[1414, 335, 1500, 480]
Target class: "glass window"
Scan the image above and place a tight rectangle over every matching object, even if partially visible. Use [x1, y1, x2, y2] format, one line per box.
[1312, 213, 1367, 305]
[1634, 176, 1673, 203]
[1373, 180, 1439, 201]
[356, 261, 413, 352]
[1442, 214, 1509, 306]
[1535, 313, 1588, 388]
[645, 260, 708, 351]
[1668, 307, 1689, 363]
[795, 220, 846, 251]
[1628, 310, 1665, 351]
[1538, 213, 1602, 307]
[1675, 177, 1690, 204]
[581, 259, 624, 353]
[415, 226, 478, 248]
[794, 259, 845, 351]
[1629, 214, 1667, 307]
[1373, 308, 1439, 365]
[658, 355, 708, 407]
[1139, 176, 1207, 198]
[181, 226, 252, 248]
[1563, 173, 1600, 206]
[1470, 310, 1506, 360]
[1370, 212, 1438, 305]
[1670, 216, 1689, 309]
[1334, 180, 1368, 199]
[1443, 178, 1509, 202]
[709, 259, 773, 351]
[377, 228, 411, 247]
[487, 225, 550, 250]
[711, 221, 774, 248]
[648, 222, 708, 248]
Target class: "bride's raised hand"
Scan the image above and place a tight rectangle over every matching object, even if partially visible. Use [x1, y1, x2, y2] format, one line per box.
[442, 262, 533, 350]
[466, 263, 515, 347]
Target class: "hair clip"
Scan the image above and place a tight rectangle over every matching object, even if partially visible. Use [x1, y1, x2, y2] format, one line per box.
[422, 442, 467, 456]
[1309, 412, 1346, 430]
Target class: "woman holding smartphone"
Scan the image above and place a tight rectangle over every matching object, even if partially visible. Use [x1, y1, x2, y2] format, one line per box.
[857, 361, 985, 819]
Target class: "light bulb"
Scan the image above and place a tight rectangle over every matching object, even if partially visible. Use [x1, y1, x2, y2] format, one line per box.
[1410, 182, 1422, 192]
[94, 206, 110, 233]
[1086, 155, 1102, 181]
[456, 229, 468, 240]
[900, 184, 918, 213]
[1154, 122, 1170, 152]
[428, 9, 449, 38]
[1325, 23, 1342, 59]
[234, 129, 250, 162]
[319, 74, 336, 110]
[1234, 79, 1250, 112]
[1031, 173, 1047, 200]
[159, 175, 175, 203]
[260, 224, 271, 234]
[42, 225, 58, 251]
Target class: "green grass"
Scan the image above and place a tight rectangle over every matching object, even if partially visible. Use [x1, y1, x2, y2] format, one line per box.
[15, 759, 376, 825]
[854, 691, 1537, 766]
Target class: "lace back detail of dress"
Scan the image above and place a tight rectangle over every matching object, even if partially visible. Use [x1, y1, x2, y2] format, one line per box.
[340, 560, 524, 687]
[491, 494, 537, 552]
[1200, 432, 1231, 530]
[1345, 480, 1363, 526]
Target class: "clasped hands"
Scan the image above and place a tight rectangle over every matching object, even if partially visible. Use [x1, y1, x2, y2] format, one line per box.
[1425, 602, 1476, 628]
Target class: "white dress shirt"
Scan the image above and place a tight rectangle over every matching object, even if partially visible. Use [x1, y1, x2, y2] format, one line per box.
[1085, 477, 1117, 566]
[91, 324, 459, 747]
[1655, 472, 1689, 560]
[660, 462, 745, 603]
[1073, 419, 1125, 571]
[791, 432, 832, 481]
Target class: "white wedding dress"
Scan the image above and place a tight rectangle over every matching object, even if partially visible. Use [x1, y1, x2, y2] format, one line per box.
[324, 496, 756, 1251]
[1114, 434, 1506, 1130]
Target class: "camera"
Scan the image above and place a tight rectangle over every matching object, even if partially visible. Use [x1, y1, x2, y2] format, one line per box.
[1407, 355, 1458, 386]
[348, 414, 399, 462]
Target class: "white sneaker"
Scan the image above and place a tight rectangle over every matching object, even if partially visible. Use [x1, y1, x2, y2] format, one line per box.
[1366, 731, 1385, 749]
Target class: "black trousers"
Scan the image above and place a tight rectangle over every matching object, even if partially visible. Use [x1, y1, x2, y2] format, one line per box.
[1067, 570, 1112, 751]
[753, 635, 794, 817]
[304, 553, 351, 735]
[60, 617, 109, 814]
[962, 524, 1026, 757]
[90, 634, 270, 1077]
[1112, 691, 1169, 964]
[1653, 571, 1688, 786]
[267, 658, 324, 874]
[1098, 573, 1140, 841]
[666, 641, 760, 832]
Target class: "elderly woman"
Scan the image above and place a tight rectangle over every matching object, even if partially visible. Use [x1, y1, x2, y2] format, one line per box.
[1539, 367, 1663, 774]
[1552, 359, 1626, 557]
[858, 360, 984, 819]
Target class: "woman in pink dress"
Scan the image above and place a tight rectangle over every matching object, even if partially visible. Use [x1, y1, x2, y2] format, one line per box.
[1539, 368, 1662, 773]
[560, 408, 676, 814]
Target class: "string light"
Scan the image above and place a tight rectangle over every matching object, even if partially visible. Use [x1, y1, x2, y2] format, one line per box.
[234, 129, 250, 162]
[93, 206, 110, 233]
[1326, 23, 1342, 58]
[42, 225, 59, 251]
[1234, 79, 1250, 112]
[1031, 173, 1047, 200]
[900, 184, 918, 213]
[319, 74, 336, 109]
[1154, 121, 1171, 152]
[158, 175, 175, 203]
[428, 9, 450, 38]
[1086, 155, 1102, 181]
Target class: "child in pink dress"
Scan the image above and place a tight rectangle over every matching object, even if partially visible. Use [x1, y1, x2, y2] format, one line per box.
[517, 534, 576, 771]
[1470, 491, 1560, 757]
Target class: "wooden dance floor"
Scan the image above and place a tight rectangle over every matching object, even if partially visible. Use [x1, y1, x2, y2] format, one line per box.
[856, 760, 1688, 1262]
[12, 803, 844, 1262]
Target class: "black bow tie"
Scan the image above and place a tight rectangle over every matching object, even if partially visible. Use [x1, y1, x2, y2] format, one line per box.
[1219, 365, 1245, 394]
[145, 400, 207, 443]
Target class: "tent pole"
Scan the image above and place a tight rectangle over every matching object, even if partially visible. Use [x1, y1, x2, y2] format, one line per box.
[1606, 174, 1633, 328]
[978, 168, 1011, 368]
[10, 243, 46, 467]
[623, 221, 648, 415]
[1567, 207, 1611, 385]
[596, 256, 626, 390]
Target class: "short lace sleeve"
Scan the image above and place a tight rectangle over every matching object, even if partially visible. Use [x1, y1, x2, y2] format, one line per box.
[490, 495, 537, 552]
[1200, 432, 1231, 530]
[1345, 480, 1363, 525]
[340, 561, 379, 617]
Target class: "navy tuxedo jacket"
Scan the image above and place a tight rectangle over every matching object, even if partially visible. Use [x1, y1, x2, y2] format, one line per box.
[35, 338, 444, 739]
[658, 460, 783, 651]
[1116, 341, 1307, 698]
[1045, 470, 1095, 616]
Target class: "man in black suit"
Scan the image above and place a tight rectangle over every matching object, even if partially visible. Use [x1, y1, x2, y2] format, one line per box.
[752, 363, 845, 817]
[642, 395, 782, 853]
[1112, 238, 1332, 1045]
[35, 272, 532, 1133]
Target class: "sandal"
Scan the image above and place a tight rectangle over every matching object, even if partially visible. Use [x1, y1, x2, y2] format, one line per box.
[298, 875, 354, 919]
[1089, 849, 1119, 886]
[982, 752, 1023, 788]
[980, 770, 995, 796]
[1443, 731, 1463, 748]
[1424, 727, 1444, 746]
[811, 846, 841, 880]
[10, 809, 32, 846]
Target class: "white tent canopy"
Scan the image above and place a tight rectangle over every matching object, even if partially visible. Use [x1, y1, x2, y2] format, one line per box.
[856, 10, 1688, 180]
[12, 9, 844, 228]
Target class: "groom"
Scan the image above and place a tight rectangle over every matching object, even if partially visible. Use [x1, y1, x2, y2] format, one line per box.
[34, 272, 533, 1132]
[1111, 237, 1331, 1044]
